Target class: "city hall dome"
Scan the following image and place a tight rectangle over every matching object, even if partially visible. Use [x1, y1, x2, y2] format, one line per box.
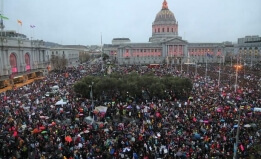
[154, 0, 176, 25]
[149, 0, 179, 43]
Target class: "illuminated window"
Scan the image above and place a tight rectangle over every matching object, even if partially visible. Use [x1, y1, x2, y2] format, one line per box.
[10, 53, 17, 73]
[25, 53, 31, 71]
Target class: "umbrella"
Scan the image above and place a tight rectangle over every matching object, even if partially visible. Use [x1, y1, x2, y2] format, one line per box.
[55, 119, 61, 124]
[95, 106, 108, 113]
[126, 105, 132, 109]
[194, 133, 201, 139]
[21, 125, 27, 129]
[39, 126, 45, 130]
[156, 112, 161, 118]
[244, 124, 251, 128]
[41, 131, 48, 134]
[32, 128, 41, 134]
[84, 116, 94, 124]
[251, 123, 257, 128]
[65, 136, 72, 143]
[110, 148, 115, 155]
[216, 108, 222, 113]
[220, 119, 225, 122]
[176, 151, 183, 157]
[63, 119, 71, 125]
[203, 120, 209, 124]
[123, 147, 131, 153]
[83, 130, 90, 133]
[13, 131, 18, 137]
[55, 99, 67, 106]
[200, 128, 206, 133]
[234, 125, 238, 128]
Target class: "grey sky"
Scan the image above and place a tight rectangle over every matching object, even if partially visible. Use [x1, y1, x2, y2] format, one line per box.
[2, 0, 261, 45]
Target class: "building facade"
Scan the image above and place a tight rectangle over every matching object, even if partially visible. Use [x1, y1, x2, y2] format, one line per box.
[103, 0, 261, 66]
[0, 30, 49, 88]
[234, 36, 261, 65]
[50, 45, 88, 68]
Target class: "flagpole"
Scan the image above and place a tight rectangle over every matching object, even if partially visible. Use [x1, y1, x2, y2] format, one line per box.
[205, 53, 208, 81]
[101, 32, 103, 71]
[218, 56, 221, 87]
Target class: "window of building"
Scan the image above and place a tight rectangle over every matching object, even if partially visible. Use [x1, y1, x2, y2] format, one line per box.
[167, 28, 169, 32]
[155, 29, 156, 33]
[158, 28, 160, 32]
[10, 53, 17, 73]
[162, 28, 164, 32]
[172, 28, 173, 32]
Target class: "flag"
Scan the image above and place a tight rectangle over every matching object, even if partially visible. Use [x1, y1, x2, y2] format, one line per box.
[17, 20, 22, 26]
[30, 25, 35, 28]
[0, 14, 9, 20]
[206, 53, 213, 58]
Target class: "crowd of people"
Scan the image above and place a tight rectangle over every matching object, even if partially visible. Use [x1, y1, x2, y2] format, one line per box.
[0, 62, 260, 159]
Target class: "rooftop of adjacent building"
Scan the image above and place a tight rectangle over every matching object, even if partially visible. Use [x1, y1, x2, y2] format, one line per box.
[238, 35, 261, 44]
[0, 30, 28, 39]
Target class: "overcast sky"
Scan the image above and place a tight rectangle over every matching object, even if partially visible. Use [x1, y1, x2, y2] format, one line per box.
[2, 0, 261, 45]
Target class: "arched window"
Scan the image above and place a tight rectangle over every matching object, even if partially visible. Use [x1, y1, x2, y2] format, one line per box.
[10, 53, 17, 73]
[25, 53, 31, 71]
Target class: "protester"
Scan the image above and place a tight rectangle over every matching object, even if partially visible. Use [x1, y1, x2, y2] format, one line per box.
[0, 62, 260, 159]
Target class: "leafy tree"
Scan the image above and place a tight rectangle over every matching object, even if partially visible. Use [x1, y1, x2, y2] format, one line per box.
[74, 72, 193, 101]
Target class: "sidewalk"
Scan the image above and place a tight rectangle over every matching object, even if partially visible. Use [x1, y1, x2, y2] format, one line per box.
[0, 77, 45, 94]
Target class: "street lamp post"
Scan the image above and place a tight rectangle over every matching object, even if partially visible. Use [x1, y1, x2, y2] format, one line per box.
[218, 56, 222, 87]
[233, 110, 241, 159]
[234, 65, 242, 93]
[89, 82, 94, 112]
[195, 62, 197, 78]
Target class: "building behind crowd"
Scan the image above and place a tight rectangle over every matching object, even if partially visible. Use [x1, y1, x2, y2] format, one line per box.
[1, 0, 261, 88]
[50, 45, 88, 68]
[103, 0, 261, 65]
[0, 30, 49, 88]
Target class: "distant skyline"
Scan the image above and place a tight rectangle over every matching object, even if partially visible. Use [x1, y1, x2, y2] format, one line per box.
[2, 0, 261, 45]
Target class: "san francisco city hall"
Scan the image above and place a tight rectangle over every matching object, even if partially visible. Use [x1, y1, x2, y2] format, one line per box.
[103, 0, 261, 65]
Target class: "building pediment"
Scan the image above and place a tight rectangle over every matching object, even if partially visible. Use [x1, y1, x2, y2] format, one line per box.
[119, 45, 133, 49]
[163, 38, 188, 45]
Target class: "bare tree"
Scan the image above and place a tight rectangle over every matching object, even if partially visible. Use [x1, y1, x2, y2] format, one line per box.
[50, 55, 68, 70]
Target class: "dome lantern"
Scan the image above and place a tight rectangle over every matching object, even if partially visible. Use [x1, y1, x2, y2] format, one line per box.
[162, 0, 168, 9]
